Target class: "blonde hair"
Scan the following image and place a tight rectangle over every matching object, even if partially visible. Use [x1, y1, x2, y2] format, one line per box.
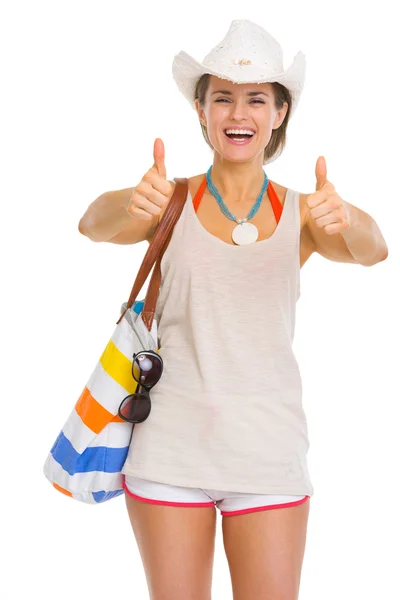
[194, 73, 292, 165]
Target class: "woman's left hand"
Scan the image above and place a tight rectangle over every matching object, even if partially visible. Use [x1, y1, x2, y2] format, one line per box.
[306, 156, 351, 235]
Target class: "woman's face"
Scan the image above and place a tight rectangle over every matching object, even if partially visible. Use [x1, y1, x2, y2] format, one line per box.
[195, 75, 288, 163]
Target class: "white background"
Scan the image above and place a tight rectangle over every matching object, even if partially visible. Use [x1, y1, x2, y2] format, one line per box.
[1, 1, 399, 599]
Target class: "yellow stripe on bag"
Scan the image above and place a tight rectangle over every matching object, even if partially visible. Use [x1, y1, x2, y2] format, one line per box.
[99, 339, 137, 393]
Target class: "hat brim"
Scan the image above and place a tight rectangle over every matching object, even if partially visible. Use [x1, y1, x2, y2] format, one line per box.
[172, 50, 306, 117]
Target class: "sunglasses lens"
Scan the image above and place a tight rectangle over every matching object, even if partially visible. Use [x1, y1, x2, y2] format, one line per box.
[119, 393, 151, 423]
[133, 353, 163, 387]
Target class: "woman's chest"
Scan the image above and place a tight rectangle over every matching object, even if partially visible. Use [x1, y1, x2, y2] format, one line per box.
[187, 176, 314, 268]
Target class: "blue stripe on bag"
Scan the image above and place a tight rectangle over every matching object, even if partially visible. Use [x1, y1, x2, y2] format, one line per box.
[51, 431, 129, 475]
[92, 489, 125, 503]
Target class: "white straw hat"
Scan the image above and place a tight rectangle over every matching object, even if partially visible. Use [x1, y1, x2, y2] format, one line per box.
[172, 19, 306, 118]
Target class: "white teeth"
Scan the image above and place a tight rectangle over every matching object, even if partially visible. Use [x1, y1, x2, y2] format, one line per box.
[225, 129, 255, 136]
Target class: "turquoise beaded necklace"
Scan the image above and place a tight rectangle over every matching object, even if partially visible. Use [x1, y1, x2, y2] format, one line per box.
[206, 166, 269, 245]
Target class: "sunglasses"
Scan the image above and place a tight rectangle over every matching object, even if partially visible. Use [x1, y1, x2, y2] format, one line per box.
[118, 350, 163, 424]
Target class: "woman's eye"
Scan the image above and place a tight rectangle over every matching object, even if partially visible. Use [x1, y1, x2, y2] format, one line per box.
[215, 99, 265, 104]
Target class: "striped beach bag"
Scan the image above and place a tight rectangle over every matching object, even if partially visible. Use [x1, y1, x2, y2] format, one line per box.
[43, 178, 188, 504]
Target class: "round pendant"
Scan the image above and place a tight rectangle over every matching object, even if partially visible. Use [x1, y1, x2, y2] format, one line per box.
[231, 222, 259, 245]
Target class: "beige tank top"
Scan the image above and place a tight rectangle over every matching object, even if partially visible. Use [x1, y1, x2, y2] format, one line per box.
[122, 177, 314, 497]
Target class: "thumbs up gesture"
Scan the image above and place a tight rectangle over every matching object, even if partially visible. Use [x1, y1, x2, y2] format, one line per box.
[126, 138, 175, 222]
[306, 156, 351, 235]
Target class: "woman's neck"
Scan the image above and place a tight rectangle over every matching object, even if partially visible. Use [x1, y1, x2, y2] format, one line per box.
[208, 162, 266, 204]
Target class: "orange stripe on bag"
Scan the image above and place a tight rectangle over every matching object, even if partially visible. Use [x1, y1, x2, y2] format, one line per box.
[75, 387, 115, 433]
[111, 413, 126, 423]
[53, 483, 73, 497]
[99, 339, 137, 393]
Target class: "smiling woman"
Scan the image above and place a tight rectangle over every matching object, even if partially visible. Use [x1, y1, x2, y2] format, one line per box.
[77, 17, 329, 600]
[195, 73, 292, 163]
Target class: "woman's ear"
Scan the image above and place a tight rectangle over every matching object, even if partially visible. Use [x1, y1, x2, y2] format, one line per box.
[273, 102, 289, 130]
[194, 99, 206, 127]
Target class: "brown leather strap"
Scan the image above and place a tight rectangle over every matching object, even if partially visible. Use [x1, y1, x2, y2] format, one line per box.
[116, 178, 188, 328]
[141, 227, 172, 331]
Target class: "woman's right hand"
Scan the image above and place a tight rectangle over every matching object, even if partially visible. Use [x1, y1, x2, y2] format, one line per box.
[126, 138, 175, 223]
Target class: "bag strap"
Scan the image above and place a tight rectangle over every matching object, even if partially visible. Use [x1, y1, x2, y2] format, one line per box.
[116, 178, 188, 328]
[141, 229, 171, 332]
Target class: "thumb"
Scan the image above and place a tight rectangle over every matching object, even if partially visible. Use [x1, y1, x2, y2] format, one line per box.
[315, 155, 327, 191]
[153, 138, 167, 179]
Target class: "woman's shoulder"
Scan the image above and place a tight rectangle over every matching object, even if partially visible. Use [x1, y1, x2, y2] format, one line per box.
[267, 180, 309, 228]
[167, 175, 199, 197]
[268, 179, 288, 206]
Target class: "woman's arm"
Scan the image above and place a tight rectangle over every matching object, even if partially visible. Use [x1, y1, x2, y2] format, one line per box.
[78, 187, 160, 244]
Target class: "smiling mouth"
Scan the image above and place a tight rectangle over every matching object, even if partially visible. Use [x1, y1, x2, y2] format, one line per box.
[224, 130, 255, 141]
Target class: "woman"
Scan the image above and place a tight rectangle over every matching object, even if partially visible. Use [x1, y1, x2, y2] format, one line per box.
[78, 19, 388, 600]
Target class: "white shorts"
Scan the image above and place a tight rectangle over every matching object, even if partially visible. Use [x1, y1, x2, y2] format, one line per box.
[123, 475, 309, 517]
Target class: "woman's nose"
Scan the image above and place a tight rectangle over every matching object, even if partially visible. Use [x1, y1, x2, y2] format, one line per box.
[229, 100, 250, 120]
